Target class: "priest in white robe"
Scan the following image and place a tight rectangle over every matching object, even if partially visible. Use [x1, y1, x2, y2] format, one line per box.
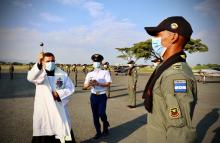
[27, 52, 76, 143]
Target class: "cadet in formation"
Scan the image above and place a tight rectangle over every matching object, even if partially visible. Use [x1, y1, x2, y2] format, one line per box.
[103, 62, 111, 98]
[82, 64, 88, 75]
[143, 16, 197, 143]
[72, 64, 78, 87]
[9, 63, 14, 79]
[66, 65, 71, 76]
[83, 54, 112, 139]
[127, 60, 138, 108]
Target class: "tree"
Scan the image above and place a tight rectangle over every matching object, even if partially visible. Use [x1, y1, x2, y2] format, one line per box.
[184, 38, 208, 53]
[131, 39, 154, 62]
[115, 47, 137, 62]
[116, 38, 208, 62]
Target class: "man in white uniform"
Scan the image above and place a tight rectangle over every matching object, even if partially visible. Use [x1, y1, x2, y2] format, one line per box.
[27, 52, 76, 143]
[83, 54, 112, 139]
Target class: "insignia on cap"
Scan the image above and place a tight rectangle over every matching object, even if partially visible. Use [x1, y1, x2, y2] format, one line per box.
[169, 107, 180, 119]
[171, 23, 178, 29]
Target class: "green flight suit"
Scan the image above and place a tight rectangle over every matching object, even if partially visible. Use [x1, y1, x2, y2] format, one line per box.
[127, 67, 138, 106]
[72, 67, 78, 87]
[66, 66, 71, 76]
[146, 62, 197, 143]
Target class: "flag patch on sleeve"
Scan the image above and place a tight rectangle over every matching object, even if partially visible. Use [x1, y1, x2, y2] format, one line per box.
[174, 80, 187, 93]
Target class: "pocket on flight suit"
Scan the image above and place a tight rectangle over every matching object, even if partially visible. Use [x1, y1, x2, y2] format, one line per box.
[166, 94, 196, 143]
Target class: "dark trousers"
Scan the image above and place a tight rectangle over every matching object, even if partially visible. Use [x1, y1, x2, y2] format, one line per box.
[31, 130, 76, 143]
[90, 93, 108, 134]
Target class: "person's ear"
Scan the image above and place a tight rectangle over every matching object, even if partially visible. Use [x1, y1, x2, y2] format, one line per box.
[171, 33, 179, 43]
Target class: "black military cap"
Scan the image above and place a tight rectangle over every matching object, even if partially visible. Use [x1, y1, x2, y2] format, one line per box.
[127, 60, 135, 64]
[91, 54, 104, 62]
[145, 16, 193, 39]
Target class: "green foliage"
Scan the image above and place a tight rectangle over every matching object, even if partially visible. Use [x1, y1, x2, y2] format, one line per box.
[115, 47, 137, 62]
[131, 39, 154, 61]
[185, 38, 208, 53]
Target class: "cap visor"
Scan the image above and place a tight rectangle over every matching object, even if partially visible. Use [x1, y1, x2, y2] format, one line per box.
[144, 27, 162, 36]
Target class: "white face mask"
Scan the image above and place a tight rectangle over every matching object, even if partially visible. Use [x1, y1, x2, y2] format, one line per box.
[104, 65, 107, 68]
[45, 62, 56, 71]
[93, 62, 101, 69]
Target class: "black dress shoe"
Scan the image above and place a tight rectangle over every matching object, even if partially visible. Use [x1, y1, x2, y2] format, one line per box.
[102, 130, 109, 136]
[102, 122, 110, 136]
[93, 133, 101, 139]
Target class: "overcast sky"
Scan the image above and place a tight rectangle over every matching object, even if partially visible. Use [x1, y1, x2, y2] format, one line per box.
[0, 0, 219, 66]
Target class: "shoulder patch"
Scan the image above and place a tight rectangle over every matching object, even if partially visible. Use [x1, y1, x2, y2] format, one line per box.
[173, 63, 182, 70]
[169, 107, 181, 119]
[174, 80, 187, 93]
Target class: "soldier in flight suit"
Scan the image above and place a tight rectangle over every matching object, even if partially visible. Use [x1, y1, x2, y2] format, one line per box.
[143, 16, 197, 143]
[127, 60, 138, 108]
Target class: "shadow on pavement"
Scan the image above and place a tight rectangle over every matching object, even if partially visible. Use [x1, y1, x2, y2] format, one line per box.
[110, 90, 144, 99]
[135, 102, 144, 108]
[197, 108, 219, 143]
[0, 73, 35, 99]
[0, 73, 28, 79]
[110, 88, 127, 92]
[80, 114, 147, 143]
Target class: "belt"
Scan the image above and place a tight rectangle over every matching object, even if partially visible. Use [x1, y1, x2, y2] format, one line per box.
[91, 91, 106, 95]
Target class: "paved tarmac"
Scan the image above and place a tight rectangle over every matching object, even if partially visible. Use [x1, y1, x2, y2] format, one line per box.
[0, 71, 220, 143]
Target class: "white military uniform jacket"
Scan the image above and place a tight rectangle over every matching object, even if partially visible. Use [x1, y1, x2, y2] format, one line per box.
[84, 69, 112, 94]
[27, 63, 75, 142]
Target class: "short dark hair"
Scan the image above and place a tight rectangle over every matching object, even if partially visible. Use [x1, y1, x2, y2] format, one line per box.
[43, 52, 55, 59]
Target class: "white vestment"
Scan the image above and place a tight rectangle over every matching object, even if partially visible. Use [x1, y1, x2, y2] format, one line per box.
[27, 63, 75, 142]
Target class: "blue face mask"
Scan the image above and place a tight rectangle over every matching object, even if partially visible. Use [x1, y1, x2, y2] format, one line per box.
[45, 62, 56, 71]
[93, 62, 101, 69]
[151, 37, 167, 59]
